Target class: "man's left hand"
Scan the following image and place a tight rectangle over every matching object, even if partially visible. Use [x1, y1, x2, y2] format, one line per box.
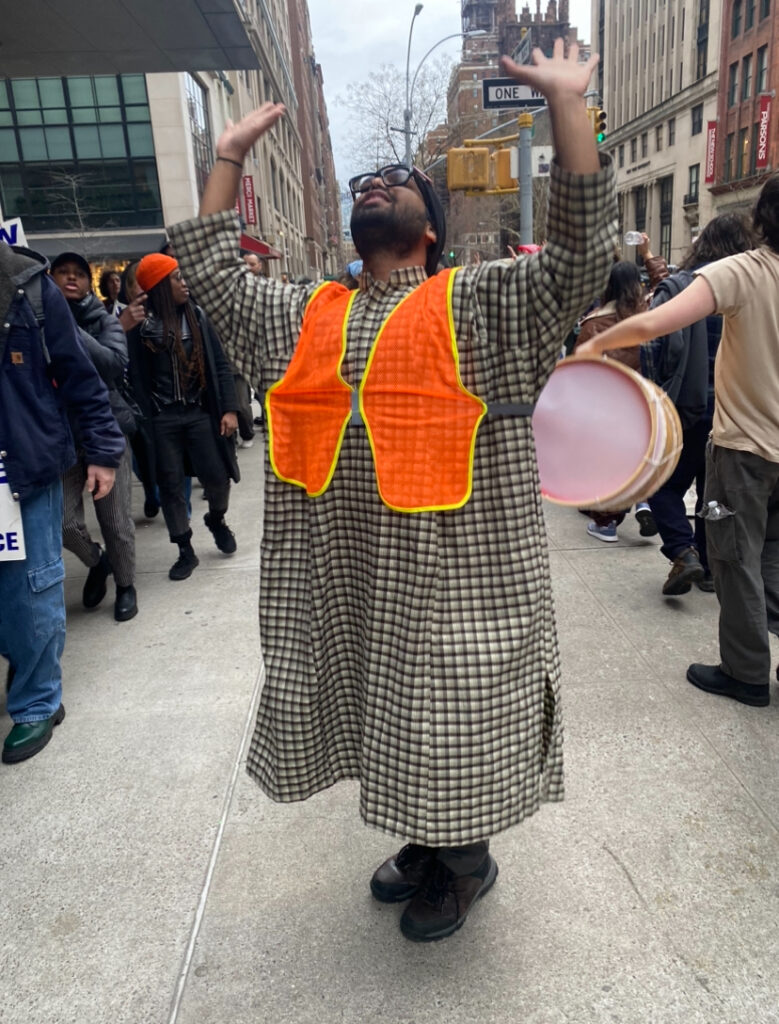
[87, 465, 116, 499]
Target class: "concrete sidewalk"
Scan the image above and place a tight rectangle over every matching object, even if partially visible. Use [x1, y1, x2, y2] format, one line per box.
[2, 444, 779, 1024]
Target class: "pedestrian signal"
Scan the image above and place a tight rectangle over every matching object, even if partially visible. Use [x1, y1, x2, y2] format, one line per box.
[492, 148, 516, 190]
[447, 147, 490, 190]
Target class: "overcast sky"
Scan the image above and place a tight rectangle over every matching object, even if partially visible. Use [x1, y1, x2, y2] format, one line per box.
[306, 1, 593, 184]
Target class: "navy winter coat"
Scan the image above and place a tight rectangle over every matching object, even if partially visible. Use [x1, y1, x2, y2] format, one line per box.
[0, 245, 124, 500]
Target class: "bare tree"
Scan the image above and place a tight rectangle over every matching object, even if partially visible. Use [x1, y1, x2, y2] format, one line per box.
[47, 170, 117, 260]
[338, 56, 454, 172]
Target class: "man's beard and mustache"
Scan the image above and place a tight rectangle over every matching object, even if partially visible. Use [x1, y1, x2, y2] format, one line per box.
[350, 190, 429, 265]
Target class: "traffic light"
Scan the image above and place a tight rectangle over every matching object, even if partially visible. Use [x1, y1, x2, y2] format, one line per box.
[588, 106, 607, 144]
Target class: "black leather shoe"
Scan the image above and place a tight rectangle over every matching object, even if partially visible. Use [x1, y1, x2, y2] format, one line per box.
[400, 853, 498, 942]
[686, 663, 769, 707]
[169, 549, 199, 581]
[143, 497, 160, 518]
[114, 584, 138, 622]
[663, 547, 705, 596]
[370, 844, 436, 903]
[696, 571, 716, 593]
[83, 550, 112, 608]
[3, 704, 66, 764]
[204, 513, 237, 554]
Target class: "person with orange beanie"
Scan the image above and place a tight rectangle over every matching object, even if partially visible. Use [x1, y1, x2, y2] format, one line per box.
[128, 254, 239, 580]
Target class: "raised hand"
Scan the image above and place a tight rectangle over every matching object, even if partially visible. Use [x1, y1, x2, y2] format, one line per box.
[500, 38, 598, 101]
[216, 102, 286, 163]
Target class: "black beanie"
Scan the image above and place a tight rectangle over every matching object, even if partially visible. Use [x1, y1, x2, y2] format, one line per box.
[415, 175, 446, 276]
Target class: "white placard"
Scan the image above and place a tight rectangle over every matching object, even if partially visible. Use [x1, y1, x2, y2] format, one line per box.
[0, 217, 28, 248]
[0, 461, 26, 560]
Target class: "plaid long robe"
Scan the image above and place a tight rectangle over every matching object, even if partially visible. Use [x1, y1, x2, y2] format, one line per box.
[169, 158, 617, 845]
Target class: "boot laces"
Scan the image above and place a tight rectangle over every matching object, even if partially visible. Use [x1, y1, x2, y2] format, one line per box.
[418, 859, 455, 912]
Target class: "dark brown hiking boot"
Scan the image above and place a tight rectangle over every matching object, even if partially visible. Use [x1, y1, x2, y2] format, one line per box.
[399, 852, 498, 942]
[370, 844, 435, 903]
[662, 547, 705, 596]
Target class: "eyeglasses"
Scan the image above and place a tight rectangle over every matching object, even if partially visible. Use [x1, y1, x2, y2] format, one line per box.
[348, 164, 432, 199]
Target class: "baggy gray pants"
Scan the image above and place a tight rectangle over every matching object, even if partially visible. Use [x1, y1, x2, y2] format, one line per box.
[704, 443, 779, 685]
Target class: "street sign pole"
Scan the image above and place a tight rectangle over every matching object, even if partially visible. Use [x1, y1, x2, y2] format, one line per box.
[518, 114, 533, 245]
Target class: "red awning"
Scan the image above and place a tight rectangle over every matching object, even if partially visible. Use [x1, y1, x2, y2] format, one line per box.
[240, 233, 282, 259]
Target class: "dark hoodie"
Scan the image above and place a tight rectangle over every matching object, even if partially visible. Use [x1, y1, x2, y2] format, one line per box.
[0, 244, 124, 499]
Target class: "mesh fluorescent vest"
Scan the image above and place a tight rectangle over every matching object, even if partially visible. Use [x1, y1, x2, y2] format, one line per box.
[265, 268, 487, 513]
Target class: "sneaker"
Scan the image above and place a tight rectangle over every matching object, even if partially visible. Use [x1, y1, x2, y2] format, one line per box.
[83, 549, 112, 608]
[587, 520, 618, 543]
[370, 844, 435, 903]
[169, 549, 199, 581]
[204, 513, 237, 555]
[238, 437, 254, 449]
[635, 507, 658, 537]
[686, 663, 769, 707]
[662, 547, 705, 596]
[399, 853, 499, 942]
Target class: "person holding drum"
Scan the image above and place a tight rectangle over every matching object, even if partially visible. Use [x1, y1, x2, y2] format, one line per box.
[166, 41, 618, 942]
[576, 174, 779, 709]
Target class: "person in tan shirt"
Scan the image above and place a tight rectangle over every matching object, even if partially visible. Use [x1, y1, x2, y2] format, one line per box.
[576, 173, 779, 709]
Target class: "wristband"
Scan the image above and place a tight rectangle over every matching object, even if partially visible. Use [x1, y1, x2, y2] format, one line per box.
[216, 155, 243, 169]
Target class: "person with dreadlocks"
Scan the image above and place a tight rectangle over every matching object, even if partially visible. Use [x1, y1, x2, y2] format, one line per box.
[168, 41, 617, 943]
[130, 253, 239, 580]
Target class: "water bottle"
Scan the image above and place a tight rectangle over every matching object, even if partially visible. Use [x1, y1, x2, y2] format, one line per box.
[623, 231, 643, 246]
[698, 499, 735, 521]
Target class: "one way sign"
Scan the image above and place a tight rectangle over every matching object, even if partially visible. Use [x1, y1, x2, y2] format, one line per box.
[482, 78, 547, 110]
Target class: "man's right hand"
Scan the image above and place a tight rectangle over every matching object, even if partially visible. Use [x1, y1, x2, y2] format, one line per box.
[86, 465, 116, 500]
[216, 102, 286, 164]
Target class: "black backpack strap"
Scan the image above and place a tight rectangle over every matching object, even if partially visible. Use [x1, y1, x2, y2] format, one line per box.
[23, 275, 51, 367]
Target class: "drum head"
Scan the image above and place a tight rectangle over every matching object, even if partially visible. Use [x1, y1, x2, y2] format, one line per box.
[532, 358, 654, 507]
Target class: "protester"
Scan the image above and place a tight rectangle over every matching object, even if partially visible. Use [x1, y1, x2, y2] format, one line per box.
[575, 261, 657, 542]
[0, 242, 121, 763]
[130, 253, 239, 580]
[168, 40, 617, 942]
[99, 269, 123, 315]
[639, 215, 755, 597]
[51, 252, 138, 622]
[576, 172, 779, 709]
[241, 251, 267, 276]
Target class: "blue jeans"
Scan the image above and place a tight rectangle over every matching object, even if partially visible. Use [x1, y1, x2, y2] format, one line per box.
[648, 418, 711, 569]
[0, 480, 65, 722]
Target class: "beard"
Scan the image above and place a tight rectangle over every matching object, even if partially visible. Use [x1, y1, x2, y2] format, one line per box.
[350, 192, 429, 265]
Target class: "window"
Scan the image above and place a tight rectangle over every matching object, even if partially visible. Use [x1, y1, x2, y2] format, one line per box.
[746, 0, 756, 28]
[691, 104, 703, 135]
[724, 132, 734, 181]
[737, 126, 749, 177]
[728, 62, 739, 106]
[635, 185, 647, 230]
[656, 125, 663, 151]
[757, 45, 768, 92]
[619, 143, 625, 168]
[688, 163, 700, 200]
[761, 0, 771, 17]
[641, 131, 648, 157]
[742, 54, 753, 100]
[668, 117, 676, 145]
[631, 137, 638, 162]
[732, 0, 743, 35]
[696, 39, 708, 79]
[185, 74, 213, 198]
[659, 175, 673, 262]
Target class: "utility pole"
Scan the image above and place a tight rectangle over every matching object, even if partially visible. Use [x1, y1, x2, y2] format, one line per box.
[518, 112, 533, 245]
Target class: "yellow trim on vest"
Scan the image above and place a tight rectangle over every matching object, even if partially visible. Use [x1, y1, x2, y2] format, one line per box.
[266, 287, 357, 496]
[359, 267, 487, 513]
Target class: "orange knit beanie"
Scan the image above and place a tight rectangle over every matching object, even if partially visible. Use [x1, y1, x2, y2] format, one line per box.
[136, 253, 179, 293]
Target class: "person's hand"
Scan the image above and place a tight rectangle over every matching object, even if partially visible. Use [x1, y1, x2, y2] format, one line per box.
[637, 233, 653, 259]
[506, 244, 518, 260]
[220, 412, 238, 437]
[571, 337, 604, 357]
[216, 102, 286, 163]
[118, 294, 147, 333]
[500, 38, 598, 101]
[86, 465, 116, 499]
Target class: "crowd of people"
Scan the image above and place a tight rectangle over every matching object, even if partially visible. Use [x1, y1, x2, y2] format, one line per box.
[2, 36, 779, 952]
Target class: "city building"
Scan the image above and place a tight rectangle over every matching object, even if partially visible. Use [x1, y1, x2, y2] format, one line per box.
[0, 0, 341, 280]
[593, 0, 724, 264]
[710, 0, 776, 215]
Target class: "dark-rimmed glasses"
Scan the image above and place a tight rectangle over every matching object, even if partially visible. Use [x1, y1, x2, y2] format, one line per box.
[348, 164, 432, 200]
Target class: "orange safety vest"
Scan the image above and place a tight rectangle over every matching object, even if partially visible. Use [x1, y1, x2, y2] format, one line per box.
[265, 268, 487, 513]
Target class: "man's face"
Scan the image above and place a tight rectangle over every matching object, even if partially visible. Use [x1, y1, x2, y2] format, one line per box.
[243, 253, 261, 274]
[350, 171, 431, 265]
[52, 262, 90, 301]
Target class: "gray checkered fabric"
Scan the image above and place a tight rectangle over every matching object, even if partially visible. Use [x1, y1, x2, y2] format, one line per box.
[169, 157, 617, 845]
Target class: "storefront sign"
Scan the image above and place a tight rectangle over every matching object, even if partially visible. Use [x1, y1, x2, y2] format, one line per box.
[757, 95, 772, 170]
[704, 122, 717, 183]
[242, 175, 257, 225]
[0, 217, 27, 247]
